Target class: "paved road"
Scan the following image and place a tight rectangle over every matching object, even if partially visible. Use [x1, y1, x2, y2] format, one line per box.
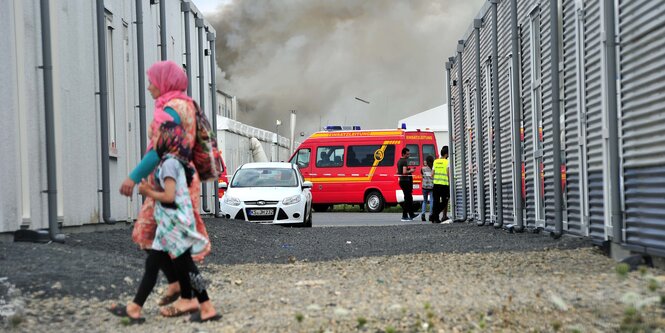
[313, 211, 436, 227]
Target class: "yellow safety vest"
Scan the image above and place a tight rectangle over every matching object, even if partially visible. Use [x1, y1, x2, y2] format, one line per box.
[432, 158, 449, 185]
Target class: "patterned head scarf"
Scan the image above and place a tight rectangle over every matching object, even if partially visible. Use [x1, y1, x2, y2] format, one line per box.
[146, 61, 193, 148]
[154, 121, 195, 184]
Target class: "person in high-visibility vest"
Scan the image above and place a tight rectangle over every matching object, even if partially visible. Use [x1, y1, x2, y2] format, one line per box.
[431, 146, 450, 223]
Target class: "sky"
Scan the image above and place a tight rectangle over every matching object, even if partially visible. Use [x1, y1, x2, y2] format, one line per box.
[194, 0, 485, 135]
[191, 0, 231, 15]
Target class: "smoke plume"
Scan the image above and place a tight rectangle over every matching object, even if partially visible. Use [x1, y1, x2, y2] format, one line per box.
[208, 0, 485, 135]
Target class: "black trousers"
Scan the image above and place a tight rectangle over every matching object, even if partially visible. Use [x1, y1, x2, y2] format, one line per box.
[399, 180, 414, 218]
[173, 249, 210, 304]
[432, 184, 450, 221]
[133, 250, 178, 307]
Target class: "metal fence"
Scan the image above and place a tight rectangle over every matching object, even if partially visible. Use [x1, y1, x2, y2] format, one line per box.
[446, 0, 665, 258]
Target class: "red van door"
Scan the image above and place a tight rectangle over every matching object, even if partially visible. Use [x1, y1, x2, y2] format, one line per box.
[311, 145, 345, 204]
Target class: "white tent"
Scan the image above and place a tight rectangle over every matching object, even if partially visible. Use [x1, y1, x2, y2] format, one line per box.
[398, 104, 449, 149]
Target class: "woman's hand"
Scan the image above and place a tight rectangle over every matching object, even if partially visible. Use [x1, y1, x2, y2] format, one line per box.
[120, 178, 136, 197]
[137, 180, 152, 197]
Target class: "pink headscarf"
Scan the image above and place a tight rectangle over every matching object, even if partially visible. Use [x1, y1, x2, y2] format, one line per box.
[146, 60, 192, 149]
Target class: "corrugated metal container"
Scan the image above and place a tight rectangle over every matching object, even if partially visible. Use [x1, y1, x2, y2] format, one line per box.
[540, 0, 558, 232]
[462, 32, 478, 221]
[479, 8, 494, 224]
[498, 0, 514, 223]
[618, 0, 665, 256]
[448, 0, 665, 260]
[519, 0, 534, 228]
[451, 59, 465, 219]
[561, 0, 586, 236]
[583, 0, 606, 241]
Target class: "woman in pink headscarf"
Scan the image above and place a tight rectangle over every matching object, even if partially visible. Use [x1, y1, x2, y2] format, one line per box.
[113, 61, 218, 323]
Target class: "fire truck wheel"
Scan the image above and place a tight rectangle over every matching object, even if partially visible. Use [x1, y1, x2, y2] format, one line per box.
[364, 191, 385, 213]
[312, 204, 331, 212]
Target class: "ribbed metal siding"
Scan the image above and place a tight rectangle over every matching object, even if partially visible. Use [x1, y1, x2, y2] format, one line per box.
[539, 0, 557, 230]
[498, 0, 514, 222]
[480, 11, 493, 224]
[584, 0, 605, 241]
[619, 0, 665, 253]
[451, 61, 465, 219]
[519, 1, 535, 228]
[462, 34, 477, 220]
[561, 0, 584, 235]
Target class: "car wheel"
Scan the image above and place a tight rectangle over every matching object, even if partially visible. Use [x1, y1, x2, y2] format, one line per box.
[302, 206, 312, 228]
[364, 191, 385, 213]
[312, 204, 331, 212]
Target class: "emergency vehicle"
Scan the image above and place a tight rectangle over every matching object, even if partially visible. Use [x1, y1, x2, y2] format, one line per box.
[289, 128, 439, 212]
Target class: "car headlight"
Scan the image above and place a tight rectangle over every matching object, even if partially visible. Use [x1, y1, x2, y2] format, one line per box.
[282, 195, 301, 205]
[223, 195, 241, 206]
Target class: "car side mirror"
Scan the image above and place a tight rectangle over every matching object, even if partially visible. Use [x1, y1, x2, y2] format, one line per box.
[218, 182, 228, 189]
[302, 181, 313, 189]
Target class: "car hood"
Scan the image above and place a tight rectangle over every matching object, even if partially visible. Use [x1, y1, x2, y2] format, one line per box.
[226, 187, 303, 201]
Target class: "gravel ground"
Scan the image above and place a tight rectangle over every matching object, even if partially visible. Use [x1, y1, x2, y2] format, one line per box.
[1, 218, 664, 332]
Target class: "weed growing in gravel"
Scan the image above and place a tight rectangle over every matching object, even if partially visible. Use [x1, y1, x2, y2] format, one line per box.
[647, 278, 659, 292]
[638, 265, 648, 276]
[616, 263, 630, 278]
[425, 311, 435, 330]
[295, 312, 304, 323]
[551, 320, 562, 331]
[620, 306, 644, 332]
[384, 325, 396, 333]
[356, 316, 367, 329]
[477, 314, 487, 329]
[9, 315, 22, 328]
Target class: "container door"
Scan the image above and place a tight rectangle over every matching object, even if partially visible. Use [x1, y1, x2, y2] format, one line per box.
[619, 0, 665, 255]
[584, 0, 606, 241]
[561, 0, 588, 236]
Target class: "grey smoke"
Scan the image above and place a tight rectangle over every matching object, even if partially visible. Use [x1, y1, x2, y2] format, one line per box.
[208, 0, 485, 135]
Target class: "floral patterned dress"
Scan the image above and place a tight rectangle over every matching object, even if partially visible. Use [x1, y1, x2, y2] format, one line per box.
[151, 157, 209, 258]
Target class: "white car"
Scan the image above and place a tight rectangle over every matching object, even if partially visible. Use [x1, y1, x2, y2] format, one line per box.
[219, 162, 313, 227]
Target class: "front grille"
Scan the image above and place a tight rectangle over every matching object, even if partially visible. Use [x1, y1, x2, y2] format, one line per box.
[244, 200, 279, 205]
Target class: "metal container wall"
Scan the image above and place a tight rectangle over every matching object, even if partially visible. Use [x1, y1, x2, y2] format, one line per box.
[561, 0, 586, 236]
[539, 0, 557, 231]
[518, 0, 534, 228]
[462, 33, 478, 221]
[619, 0, 665, 256]
[480, 9, 494, 224]
[583, 0, 606, 241]
[447, 0, 665, 259]
[498, 0, 514, 223]
[451, 60, 465, 219]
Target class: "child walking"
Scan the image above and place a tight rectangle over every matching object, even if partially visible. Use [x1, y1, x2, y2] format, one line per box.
[138, 152, 221, 323]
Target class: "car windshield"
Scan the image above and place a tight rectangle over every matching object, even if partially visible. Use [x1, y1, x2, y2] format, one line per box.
[231, 168, 298, 187]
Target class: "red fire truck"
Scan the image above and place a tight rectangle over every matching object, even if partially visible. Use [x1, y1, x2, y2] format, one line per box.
[289, 128, 439, 212]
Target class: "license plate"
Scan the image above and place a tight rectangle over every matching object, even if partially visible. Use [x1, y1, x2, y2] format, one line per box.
[413, 184, 420, 189]
[248, 209, 274, 216]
